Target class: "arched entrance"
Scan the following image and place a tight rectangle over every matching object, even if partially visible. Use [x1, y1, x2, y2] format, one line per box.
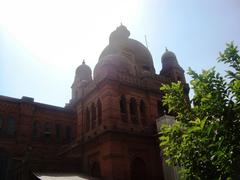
[0, 149, 9, 180]
[131, 157, 147, 180]
[91, 161, 101, 178]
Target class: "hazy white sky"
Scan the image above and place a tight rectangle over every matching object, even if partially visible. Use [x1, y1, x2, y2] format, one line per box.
[0, 0, 240, 106]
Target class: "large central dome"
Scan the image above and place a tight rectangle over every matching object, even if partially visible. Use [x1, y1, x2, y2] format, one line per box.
[94, 25, 155, 79]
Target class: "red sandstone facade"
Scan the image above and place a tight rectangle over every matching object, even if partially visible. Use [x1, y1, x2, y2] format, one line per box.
[0, 25, 189, 180]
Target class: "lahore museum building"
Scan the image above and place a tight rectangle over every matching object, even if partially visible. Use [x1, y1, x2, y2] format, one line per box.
[0, 25, 189, 180]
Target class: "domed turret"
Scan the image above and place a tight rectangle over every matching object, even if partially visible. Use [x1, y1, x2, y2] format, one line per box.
[160, 48, 185, 83]
[75, 60, 92, 82]
[71, 60, 92, 101]
[161, 48, 179, 69]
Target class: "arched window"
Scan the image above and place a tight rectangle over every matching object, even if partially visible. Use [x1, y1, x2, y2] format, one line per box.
[0, 149, 10, 178]
[65, 126, 72, 142]
[120, 95, 127, 113]
[44, 122, 51, 139]
[130, 98, 138, 124]
[0, 114, 3, 131]
[6, 116, 16, 136]
[140, 100, 147, 125]
[32, 121, 40, 138]
[120, 95, 128, 122]
[91, 161, 101, 178]
[86, 108, 90, 132]
[91, 103, 96, 129]
[131, 158, 147, 180]
[97, 99, 102, 126]
[55, 124, 62, 142]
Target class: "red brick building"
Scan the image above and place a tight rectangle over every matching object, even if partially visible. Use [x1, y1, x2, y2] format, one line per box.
[0, 25, 188, 180]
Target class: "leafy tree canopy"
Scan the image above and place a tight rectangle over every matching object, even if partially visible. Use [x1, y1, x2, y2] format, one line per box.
[159, 42, 240, 180]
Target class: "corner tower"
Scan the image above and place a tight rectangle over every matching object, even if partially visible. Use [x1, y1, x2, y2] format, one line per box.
[71, 60, 92, 102]
[160, 48, 186, 83]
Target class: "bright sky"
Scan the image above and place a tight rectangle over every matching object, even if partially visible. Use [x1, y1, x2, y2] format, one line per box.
[0, 0, 240, 107]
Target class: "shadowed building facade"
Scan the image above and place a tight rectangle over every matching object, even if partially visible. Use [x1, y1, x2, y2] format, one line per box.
[0, 25, 189, 180]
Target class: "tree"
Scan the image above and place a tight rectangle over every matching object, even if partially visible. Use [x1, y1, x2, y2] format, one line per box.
[159, 42, 240, 180]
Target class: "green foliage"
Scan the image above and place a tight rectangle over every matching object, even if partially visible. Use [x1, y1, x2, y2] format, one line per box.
[159, 42, 240, 180]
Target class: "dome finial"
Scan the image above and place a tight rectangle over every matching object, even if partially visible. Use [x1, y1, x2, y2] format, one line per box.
[82, 59, 85, 64]
[165, 47, 168, 52]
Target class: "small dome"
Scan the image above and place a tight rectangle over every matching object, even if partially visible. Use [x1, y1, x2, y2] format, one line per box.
[76, 60, 91, 73]
[161, 49, 176, 60]
[75, 60, 92, 81]
[109, 24, 130, 44]
[161, 48, 179, 69]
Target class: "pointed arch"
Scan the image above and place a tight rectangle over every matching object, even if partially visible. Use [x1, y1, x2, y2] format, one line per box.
[55, 123, 62, 142]
[97, 99, 102, 126]
[131, 157, 147, 180]
[140, 100, 147, 125]
[86, 107, 90, 132]
[120, 95, 128, 122]
[120, 95, 127, 113]
[0, 149, 10, 179]
[32, 121, 41, 138]
[6, 116, 16, 136]
[91, 103, 96, 129]
[65, 126, 72, 142]
[130, 97, 138, 124]
[0, 114, 3, 132]
[44, 122, 51, 139]
[91, 161, 101, 178]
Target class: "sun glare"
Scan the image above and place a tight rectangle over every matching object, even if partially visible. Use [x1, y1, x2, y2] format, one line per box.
[0, 0, 137, 69]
